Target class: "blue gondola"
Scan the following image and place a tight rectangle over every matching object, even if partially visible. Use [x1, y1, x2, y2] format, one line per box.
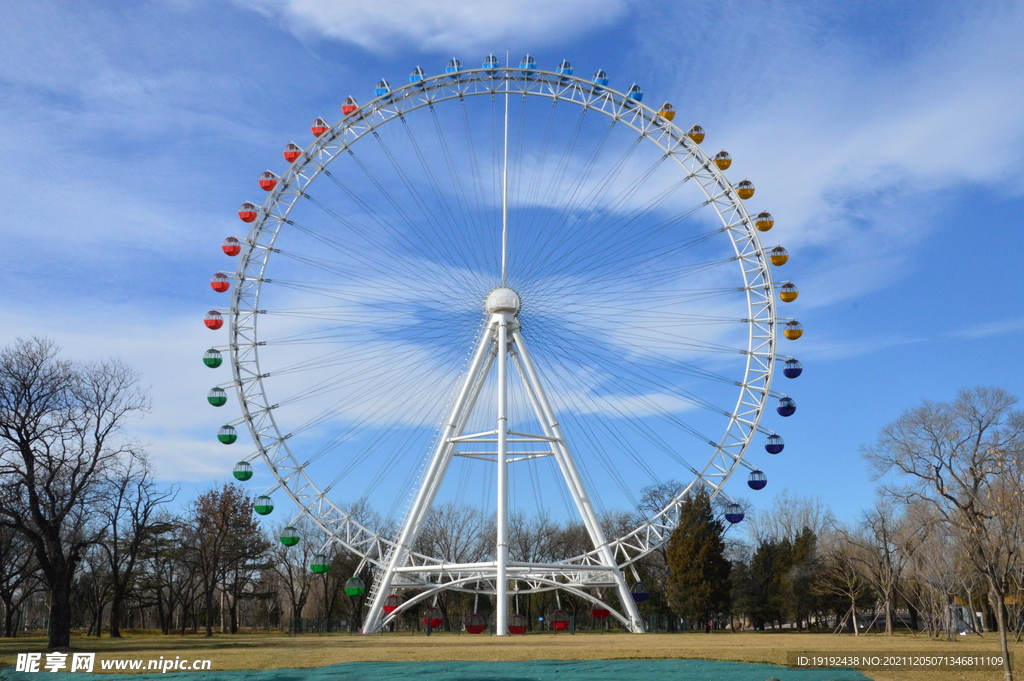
[409, 66, 426, 86]
[725, 503, 744, 524]
[630, 581, 650, 603]
[519, 54, 536, 76]
[777, 397, 797, 417]
[483, 54, 500, 74]
[374, 79, 391, 99]
[783, 359, 803, 378]
[747, 470, 767, 490]
[556, 59, 573, 77]
[445, 58, 461, 78]
[592, 69, 609, 91]
[626, 84, 643, 101]
[765, 434, 785, 454]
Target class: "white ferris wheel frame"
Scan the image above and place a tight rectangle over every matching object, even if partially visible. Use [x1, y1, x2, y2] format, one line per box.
[223, 66, 782, 633]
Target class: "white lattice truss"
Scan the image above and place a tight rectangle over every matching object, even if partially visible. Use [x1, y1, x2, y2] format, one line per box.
[222, 67, 781, 633]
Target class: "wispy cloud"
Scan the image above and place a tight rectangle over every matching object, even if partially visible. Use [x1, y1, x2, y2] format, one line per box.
[629, 3, 1024, 309]
[946, 317, 1024, 341]
[234, 0, 632, 54]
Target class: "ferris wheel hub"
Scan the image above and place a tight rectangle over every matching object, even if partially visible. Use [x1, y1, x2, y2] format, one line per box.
[484, 287, 521, 314]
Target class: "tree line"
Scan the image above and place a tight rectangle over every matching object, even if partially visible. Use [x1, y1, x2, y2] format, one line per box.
[1, 340, 1021, 676]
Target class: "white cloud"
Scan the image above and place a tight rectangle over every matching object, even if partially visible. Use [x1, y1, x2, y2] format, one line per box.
[234, 0, 631, 54]
[947, 317, 1024, 341]
[631, 3, 1024, 313]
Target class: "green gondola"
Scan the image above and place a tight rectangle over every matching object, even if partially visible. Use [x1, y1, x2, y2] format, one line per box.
[232, 461, 253, 481]
[253, 495, 274, 515]
[344, 577, 366, 597]
[217, 425, 237, 444]
[280, 526, 300, 546]
[310, 554, 330, 574]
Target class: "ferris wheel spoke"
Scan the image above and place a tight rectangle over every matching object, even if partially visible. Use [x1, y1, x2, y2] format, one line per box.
[526, 310, 744, 387]
[518, 99, 560, 222]
[457, 99, 500, 275]
[296, 194, 486, 297]
[529, 348, 654, 507]
[367, 130, 480, 278]
[578, 227, 728, 285]
[528, 342, 712, 500]
[283, 218, 459, 289]
[515, 123, 634, 283]
[396, 115, 477, 263]
[530, 323, 726, 431]
[554, 191, 709, 281]
[527, 318, 737, 421]
[301, 190, 443, 270]
[427, 105, 492, 270]
[519, 250, 738, 312]
[272, 344, 463, 407]
[334, 150, 484, 293]
[519, 141, 661, 282]
[525, 104, 593, 236]
[273, 247, 482, 304]
[535, 306, 750, 356]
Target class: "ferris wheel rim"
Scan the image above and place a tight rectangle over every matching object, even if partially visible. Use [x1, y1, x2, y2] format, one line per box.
[226, 65, 780, 572]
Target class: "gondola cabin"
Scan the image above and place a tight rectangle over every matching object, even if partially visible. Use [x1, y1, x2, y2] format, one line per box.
[204, 310, 223, 330]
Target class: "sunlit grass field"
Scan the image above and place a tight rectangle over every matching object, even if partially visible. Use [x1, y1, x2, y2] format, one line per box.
[0, 630, 1019, 680]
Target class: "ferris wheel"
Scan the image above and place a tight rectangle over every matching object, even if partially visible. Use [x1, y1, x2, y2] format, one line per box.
[202, 54, 803, 635]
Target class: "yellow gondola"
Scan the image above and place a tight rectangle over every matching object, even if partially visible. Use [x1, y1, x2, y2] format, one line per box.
[779, 282, 799, 302]
[769, 246, 789, 266]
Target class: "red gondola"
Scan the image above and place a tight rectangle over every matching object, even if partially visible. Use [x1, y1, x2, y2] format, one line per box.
[464, 613, 486, 634]
[222, 236, 241, 257]
[341, 97, 358, 115]
[508, 613, 528, 635]
[590, 601, 610, 620]
[258, 171, 278, 191]
[204, 310, 223, 330]
[311, 117, 329, 137]
[237, 202, 258, 223]
[282, 143, 302, 163]
[422, 607, 443, 629]
[382, 594, 401, 614]
[550, 609, 570, 631]
[210, 273, 230, 293]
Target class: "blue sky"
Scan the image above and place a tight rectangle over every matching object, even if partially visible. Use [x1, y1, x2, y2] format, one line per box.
[1, 1, 1022, 534]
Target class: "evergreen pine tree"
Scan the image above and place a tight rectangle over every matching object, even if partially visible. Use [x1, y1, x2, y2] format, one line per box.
[665, 488, 732, 631]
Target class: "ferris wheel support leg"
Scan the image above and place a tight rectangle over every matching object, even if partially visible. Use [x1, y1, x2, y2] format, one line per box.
[495, 313, 511, 636]
[362, 322, 497, 634]
[511, 329, 646, 633]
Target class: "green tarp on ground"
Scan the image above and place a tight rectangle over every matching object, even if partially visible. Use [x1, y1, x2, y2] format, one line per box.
[0, 658, 872, 680]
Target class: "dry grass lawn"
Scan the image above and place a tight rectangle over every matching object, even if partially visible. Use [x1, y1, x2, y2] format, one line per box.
[0, 630, 1020, 680]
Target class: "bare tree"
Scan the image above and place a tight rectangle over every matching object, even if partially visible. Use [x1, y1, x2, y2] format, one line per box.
[897, 502, 958, 639]
[864, 387, 1024, 681]
[0, 523, 42, 637]
[98, 454, 176, 637]
[817, 529, 873, 635]
[185, 485, 267, 636]
[416, 502, 493, 564]
[840, 499, 915, 635]
[74, 545, 113, 637]
[0, 338, 148, 648]
[270, 520, 318, 633]
[745, 489, 835, 545]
